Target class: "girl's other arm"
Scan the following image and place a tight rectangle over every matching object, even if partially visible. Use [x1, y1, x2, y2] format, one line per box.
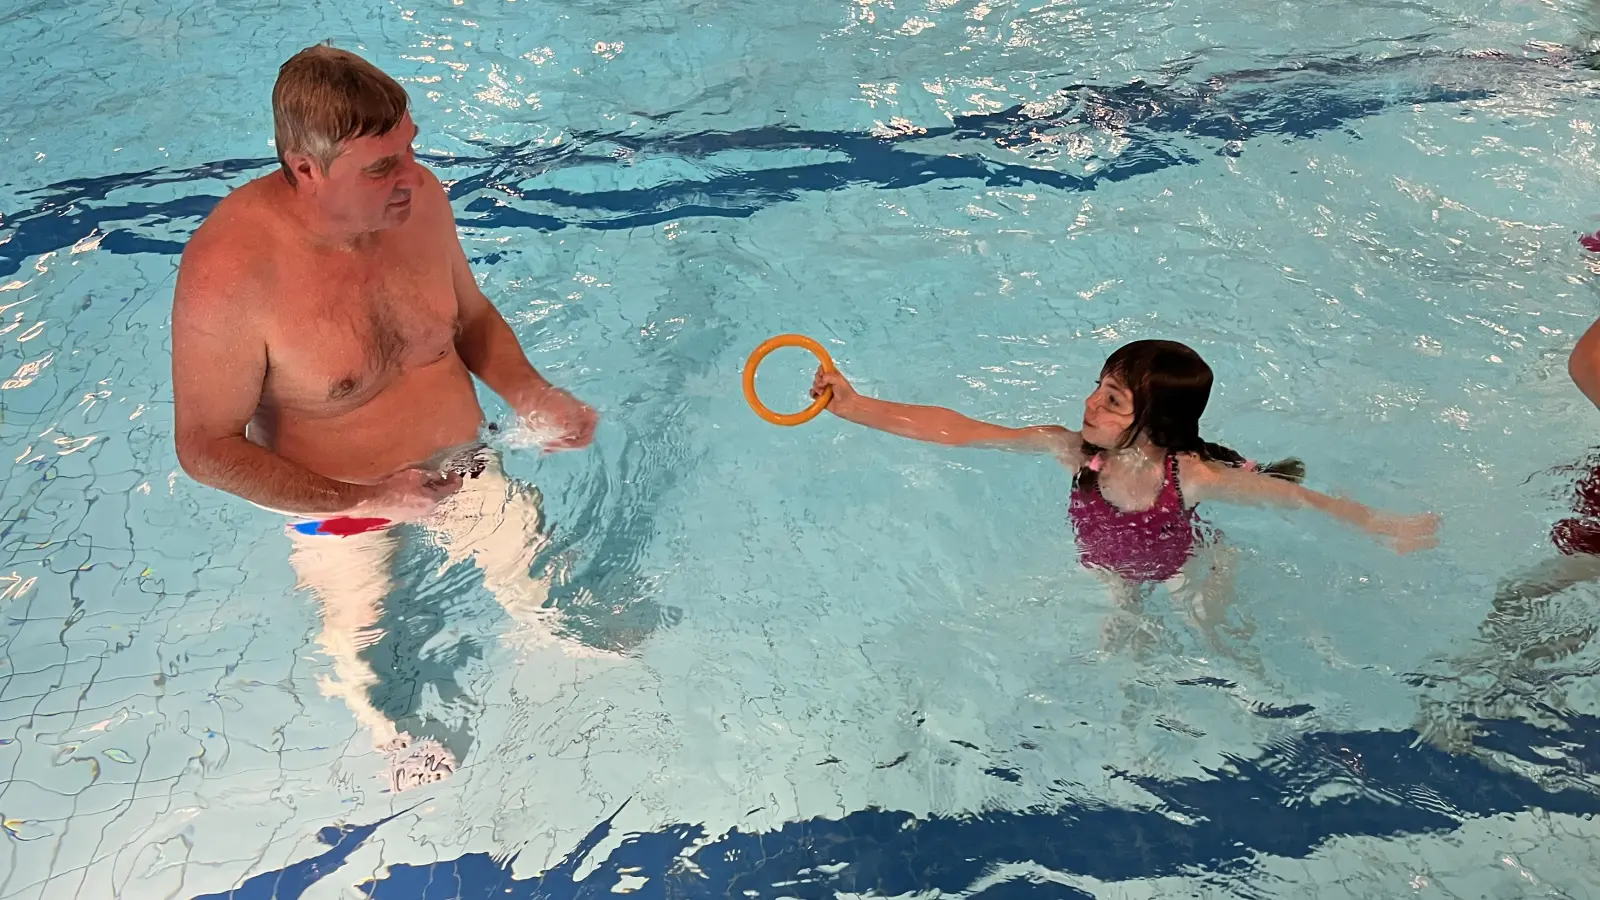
[1180, 457, 1439, 554]
[1570, 316, 1600, 410]
[812, 368, 1085, 463]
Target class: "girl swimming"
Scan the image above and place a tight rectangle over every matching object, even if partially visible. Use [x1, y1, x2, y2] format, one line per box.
[809, 339, 1439, 590]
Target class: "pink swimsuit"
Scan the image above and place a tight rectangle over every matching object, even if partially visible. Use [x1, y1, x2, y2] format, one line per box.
[1069, 453, 1198, 583]
[1551, 450, 1600, 556]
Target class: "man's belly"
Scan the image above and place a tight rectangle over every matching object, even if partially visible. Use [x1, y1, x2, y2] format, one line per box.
[257, 358, 488, 483]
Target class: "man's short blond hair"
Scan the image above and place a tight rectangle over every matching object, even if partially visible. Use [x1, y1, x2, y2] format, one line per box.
[272, 45, 410, 185]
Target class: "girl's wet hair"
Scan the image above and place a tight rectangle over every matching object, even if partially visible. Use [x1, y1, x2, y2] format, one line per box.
[1086, 339, 1305, 482]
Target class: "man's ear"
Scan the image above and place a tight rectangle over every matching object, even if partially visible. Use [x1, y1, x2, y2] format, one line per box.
[282, 151, 322, 188]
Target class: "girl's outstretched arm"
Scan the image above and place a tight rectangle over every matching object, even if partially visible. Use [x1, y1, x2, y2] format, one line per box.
[812, 368, 1085, 464]
[1180, 456, 1439, 554]
[1570, 315, 1600, 410]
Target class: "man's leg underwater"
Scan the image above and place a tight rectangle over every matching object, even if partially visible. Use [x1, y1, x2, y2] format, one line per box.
[420, 451, 614, 658]
[288, 524, 458, 791]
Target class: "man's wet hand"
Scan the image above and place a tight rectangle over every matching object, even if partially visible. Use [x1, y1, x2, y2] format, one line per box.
[360, 468, 463, 521]
[523, 386, 598, 451]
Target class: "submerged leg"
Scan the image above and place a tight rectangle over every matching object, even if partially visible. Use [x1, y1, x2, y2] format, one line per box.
[288, 526, 404, 747]
[1414, 552, 1600, 752]
[1167, 543, 1265, 681]
[421, 453, 614, 659]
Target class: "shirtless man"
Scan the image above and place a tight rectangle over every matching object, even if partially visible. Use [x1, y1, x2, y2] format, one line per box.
[171, 46, 597, 790]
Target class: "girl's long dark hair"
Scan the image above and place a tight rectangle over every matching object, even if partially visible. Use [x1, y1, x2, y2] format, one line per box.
[1080, 340, 1305, 484]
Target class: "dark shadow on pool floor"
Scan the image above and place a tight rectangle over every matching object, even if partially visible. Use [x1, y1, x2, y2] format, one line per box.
[194, 708, 1600, 900]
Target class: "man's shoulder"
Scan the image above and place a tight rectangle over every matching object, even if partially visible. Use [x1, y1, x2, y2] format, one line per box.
[176, 178, 281, 305]
[186, 176, 281, 257]
[413, 163, 459, 225]
[416, 161, 448, 193]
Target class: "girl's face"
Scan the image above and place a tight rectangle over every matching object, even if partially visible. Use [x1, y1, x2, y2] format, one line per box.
[1082, 372, 1137, 447]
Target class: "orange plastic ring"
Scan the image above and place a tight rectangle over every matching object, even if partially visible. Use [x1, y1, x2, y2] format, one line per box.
[743, 334, 836, 426]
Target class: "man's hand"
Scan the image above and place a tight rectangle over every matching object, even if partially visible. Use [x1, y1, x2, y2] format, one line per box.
[521, 385, 598, 451]
[355, 468, 464, 520]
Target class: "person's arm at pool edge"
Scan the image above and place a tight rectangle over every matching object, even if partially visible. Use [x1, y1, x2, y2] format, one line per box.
[1570, 316, 1600, 410]
[810, 368, 1084, 461]
[432, 168, 597, 450]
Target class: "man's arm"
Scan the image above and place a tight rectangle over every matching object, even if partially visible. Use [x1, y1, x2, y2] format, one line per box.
[434, 171, 595, 447]
[448, 256, 556, 415]
[1570, 316, 1600, 410]
[171, 241, 378, 515]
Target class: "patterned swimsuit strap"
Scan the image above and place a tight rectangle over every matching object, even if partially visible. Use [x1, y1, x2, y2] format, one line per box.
[1085, 450, 1177, 481]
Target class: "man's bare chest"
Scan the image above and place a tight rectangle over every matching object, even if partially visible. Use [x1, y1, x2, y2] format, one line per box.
[262, 245, 460, 411]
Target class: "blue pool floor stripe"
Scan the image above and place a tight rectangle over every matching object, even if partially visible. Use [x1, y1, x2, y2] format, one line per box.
[193, 715, 1600, 899]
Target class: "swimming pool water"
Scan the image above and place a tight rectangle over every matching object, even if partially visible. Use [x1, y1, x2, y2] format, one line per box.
[5, 0, 1600, 897]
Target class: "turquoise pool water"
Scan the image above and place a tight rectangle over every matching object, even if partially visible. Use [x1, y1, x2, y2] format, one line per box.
[5, 0, 1600, 897]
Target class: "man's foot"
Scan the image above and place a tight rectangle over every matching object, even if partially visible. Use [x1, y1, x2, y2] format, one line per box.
[381, 732, 457, 792]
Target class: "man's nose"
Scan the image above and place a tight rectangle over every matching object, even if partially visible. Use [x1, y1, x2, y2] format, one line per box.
[395, 159, 422, 190]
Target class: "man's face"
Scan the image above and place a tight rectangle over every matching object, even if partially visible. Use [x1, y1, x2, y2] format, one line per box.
[291, 112, 422, 233]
